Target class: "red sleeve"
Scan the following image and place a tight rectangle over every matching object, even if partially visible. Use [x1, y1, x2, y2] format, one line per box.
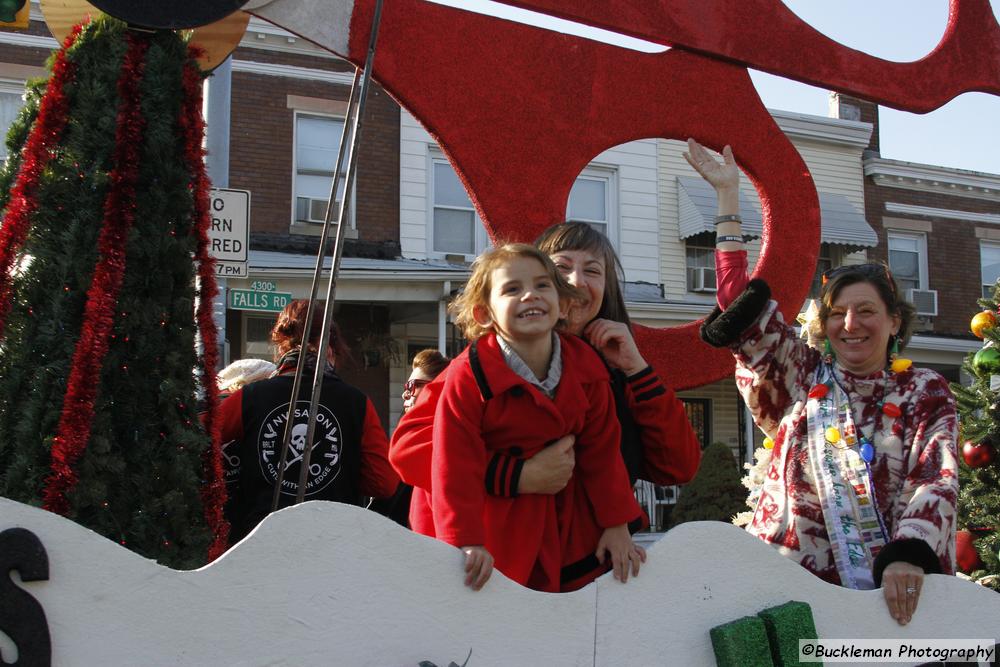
[715, 249, 749, 309]
[574, 366, 642, 529]
[624, 367, 702, 485]
[217, 388, 245, 444]
[388, 377, 444, 490]
[358, 399, 400, 498]
[430, 364, 487, 547]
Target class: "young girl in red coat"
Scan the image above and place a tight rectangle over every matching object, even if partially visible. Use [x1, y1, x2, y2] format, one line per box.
[396, 243, 643, 592]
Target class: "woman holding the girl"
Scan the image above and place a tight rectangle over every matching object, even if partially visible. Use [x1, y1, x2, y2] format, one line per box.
[391, 225, 702, 592]
[685, 138, 958, 626]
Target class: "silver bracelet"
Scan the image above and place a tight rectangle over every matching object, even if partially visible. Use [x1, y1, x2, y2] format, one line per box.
[716, 235, 743, 244]
[714, 214, 742, 224]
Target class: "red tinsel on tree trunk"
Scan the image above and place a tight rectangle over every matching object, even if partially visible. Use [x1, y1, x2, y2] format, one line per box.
[181, 53, 228, 559]
[0, 24, 83, 339]
[43, 32, 150, 515]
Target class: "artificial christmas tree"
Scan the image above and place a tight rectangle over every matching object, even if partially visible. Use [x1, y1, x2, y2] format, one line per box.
[0, 18, 226, 567]
[952, 290, 1000, 590]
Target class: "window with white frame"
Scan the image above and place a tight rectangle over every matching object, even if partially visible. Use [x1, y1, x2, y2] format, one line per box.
[685, 236, 716, 293]
[808, 244, 835, 298]
[566, 167, 617, 245]
[0, 81, 25, 162]
[428, 158, 620, 258]
[293, 112, 350, 226]
[982, 241, 1000, 299]
[887, 231, 927, 292]
[431, 158, 487, 256]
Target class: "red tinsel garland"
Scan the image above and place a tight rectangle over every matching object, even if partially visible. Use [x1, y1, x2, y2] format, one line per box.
[181, 53, 228, 560]
[43, 33, 150, 515]
[0, 24, 83, 339]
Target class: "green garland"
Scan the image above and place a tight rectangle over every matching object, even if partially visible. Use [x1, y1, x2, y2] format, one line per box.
[0, 17, 215, 568]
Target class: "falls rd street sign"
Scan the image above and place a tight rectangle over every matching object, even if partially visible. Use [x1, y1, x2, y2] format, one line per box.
[228, 289, 292, 313]
[209, 188, 250, 277]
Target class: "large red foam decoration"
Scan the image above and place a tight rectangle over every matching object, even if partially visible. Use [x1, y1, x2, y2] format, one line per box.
[499, 0, 1000, 113]
[332, 0, 817, 389]
[244, 0, 1000, 388]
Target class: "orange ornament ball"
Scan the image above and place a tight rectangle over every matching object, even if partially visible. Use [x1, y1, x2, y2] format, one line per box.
[971, 310, 997, 338]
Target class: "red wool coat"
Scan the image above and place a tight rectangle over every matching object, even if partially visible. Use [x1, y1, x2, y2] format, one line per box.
[392, 332, 641, 592]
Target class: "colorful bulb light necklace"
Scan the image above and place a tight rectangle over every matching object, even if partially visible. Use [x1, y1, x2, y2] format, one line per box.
[815, 336, 911, 463]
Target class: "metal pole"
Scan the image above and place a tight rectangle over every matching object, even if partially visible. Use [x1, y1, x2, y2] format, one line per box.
[281, 0, 385, 509]
[270, 68, 360, 512]
[203, 57, 232, 364]
[295, 0, 385, 505]
[438, 280, 450, 355]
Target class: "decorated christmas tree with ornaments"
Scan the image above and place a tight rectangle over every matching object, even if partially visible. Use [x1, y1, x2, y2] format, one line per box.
[0, 17, 227, 567]
[951, 284, 1000, 590]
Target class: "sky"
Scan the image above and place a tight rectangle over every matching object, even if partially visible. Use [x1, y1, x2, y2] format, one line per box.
[428, 0, 1000, 175]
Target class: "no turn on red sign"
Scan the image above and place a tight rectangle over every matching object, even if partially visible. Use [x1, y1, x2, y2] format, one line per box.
[208, 188, 250, 277]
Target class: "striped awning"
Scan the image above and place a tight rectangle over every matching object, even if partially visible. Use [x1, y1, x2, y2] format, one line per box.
[677, 176, 763, 239]
[677, 177, 878, 249]
[815, 191, 878, 248]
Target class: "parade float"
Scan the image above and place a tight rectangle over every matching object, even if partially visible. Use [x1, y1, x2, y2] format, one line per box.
[1, 0, 1000, 664]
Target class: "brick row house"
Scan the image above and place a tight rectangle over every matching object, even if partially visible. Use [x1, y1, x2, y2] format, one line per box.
[0, 9, 990, 531]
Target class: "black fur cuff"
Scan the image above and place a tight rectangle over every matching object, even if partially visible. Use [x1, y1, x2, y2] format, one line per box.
[872, 538, 942, 587]
[699, 278, 772, 348]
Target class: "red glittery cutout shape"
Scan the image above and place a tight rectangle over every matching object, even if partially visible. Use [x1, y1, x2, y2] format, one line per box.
[340, 0, 817, 388]
[250, 0, 1000, 388]
[499, 0, 1000, 113]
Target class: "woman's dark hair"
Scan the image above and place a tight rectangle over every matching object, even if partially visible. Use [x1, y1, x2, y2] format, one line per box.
[817, 263, 916, 354]
[271, 299, 351, 361]
[412, 348, 450, 379]
[535, 221, 631, 328]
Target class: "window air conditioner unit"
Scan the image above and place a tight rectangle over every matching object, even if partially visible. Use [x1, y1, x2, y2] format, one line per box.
[305, 197, 333, 224]
[688, 267, 717, 293]
[906, 288, 938, 317]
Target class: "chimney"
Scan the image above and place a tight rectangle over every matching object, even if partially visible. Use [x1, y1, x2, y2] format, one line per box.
[829, 92, 879, 155]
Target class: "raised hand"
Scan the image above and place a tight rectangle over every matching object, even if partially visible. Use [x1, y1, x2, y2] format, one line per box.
[683, 138, 739, 194]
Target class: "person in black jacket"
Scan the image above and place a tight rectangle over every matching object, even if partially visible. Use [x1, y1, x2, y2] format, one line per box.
[217, 300, 399, 545]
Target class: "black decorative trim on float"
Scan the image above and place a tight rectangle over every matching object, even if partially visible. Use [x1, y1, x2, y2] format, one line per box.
[0, 528, 51, 667]
[86, 0, 249, 29]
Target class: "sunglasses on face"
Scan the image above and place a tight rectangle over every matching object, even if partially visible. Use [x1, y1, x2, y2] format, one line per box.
[821, 263, 896, 296]
[403, 379, 429, 395]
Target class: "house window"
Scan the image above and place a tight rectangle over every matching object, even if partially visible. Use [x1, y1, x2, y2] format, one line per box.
[681, 398, 711, 449]
[0, 83, 24, 161]
[808, 245, 834, 299]
[242, 313, 278, 360]
[685, 237, 716, 293]
[293, 112, 349, 226]
[431, 159, 487, 256]
[982, 241, 1000, 299]
[887, 231, 927, 292]
[566, 167, 617, 245]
